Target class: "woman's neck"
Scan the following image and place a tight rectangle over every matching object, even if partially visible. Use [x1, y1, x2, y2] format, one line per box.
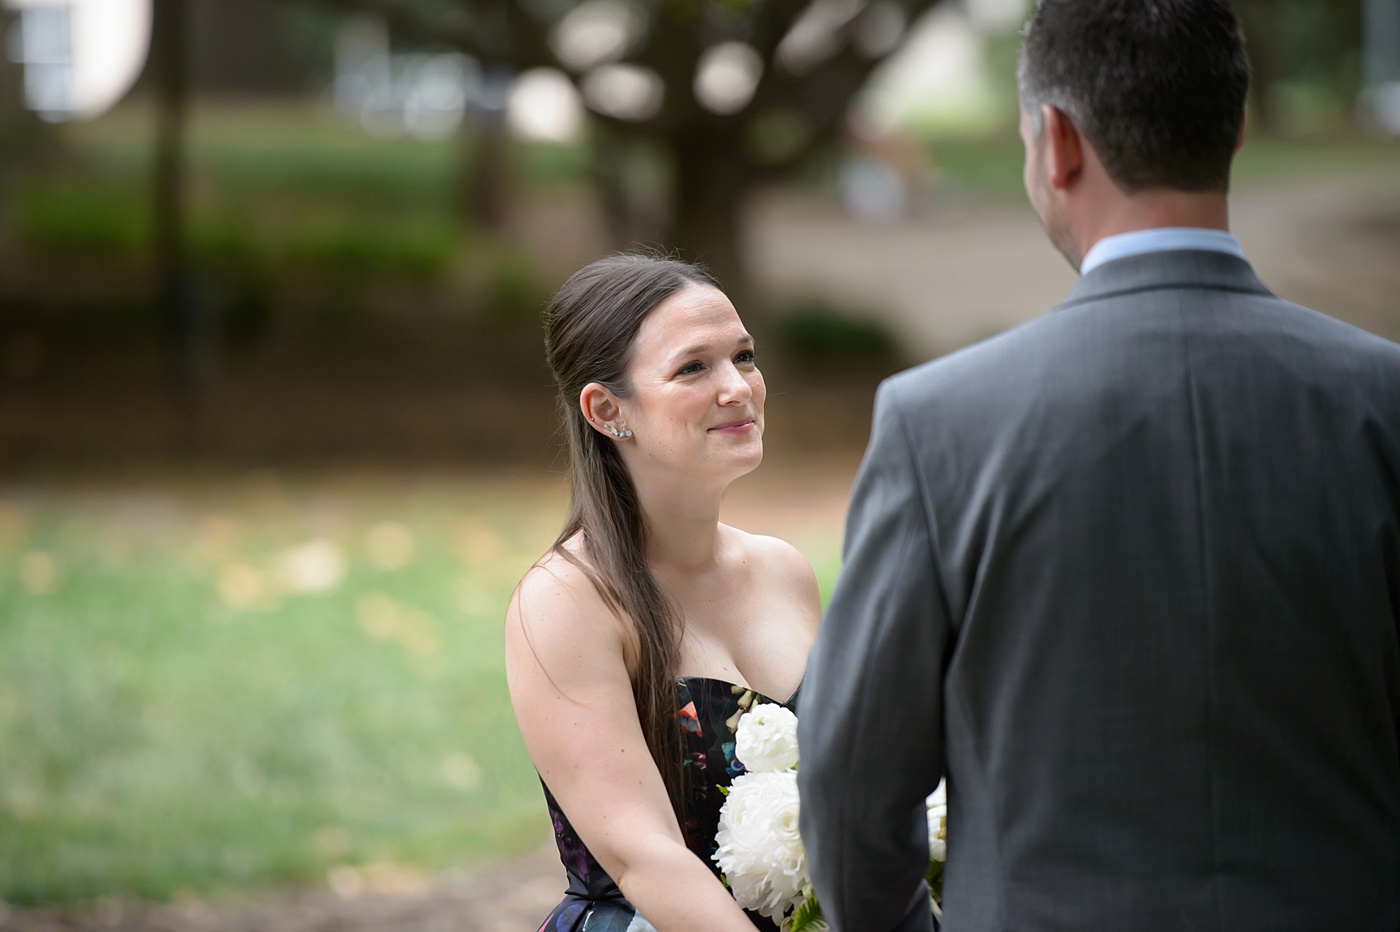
[633, 473, 727, 574]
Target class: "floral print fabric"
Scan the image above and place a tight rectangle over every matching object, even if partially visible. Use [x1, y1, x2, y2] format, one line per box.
[536, 676, 799, 932]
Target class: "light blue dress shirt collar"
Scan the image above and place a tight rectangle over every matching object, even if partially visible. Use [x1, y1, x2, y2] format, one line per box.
[1079, 227, 1244, 275]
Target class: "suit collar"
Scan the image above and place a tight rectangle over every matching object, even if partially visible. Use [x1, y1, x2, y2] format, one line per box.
[1057, 249, 1273, 313]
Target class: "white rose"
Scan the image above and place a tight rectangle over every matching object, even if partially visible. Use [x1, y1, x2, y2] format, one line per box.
[734, 703, 800, 773]
[713, 771, 808, 922]
[926, 779, 947, 862]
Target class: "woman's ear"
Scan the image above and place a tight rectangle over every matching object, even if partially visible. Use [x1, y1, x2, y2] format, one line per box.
[580, 383, 625, 437]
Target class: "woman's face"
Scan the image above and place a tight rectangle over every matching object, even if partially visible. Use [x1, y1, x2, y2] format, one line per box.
[617, 283, 766, 485]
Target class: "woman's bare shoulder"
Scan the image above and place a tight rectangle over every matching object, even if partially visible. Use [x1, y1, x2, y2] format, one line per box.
[512, 546, 591, 607]
[506, 545, 633, 682]
[723, 526, 821, 622]
[726, 525, 817, 585]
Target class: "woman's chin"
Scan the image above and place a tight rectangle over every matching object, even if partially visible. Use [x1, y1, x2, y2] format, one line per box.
[650, 439, 764, 487]
[693, 446, 764, 487]
[728, 443, 764, 478]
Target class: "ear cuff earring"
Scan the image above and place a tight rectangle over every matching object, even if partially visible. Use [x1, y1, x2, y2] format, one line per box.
[605, 424, 634, 440]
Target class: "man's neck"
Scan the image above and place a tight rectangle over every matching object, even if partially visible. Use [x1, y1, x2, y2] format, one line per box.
[1074, 187, 1231, 263]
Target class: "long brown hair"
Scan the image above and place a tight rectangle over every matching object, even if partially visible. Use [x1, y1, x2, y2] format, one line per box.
[543, 253, 719, 824]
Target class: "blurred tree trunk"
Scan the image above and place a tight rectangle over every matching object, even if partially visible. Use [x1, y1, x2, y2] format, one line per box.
[590, 127, 634, 248]
[153, 0, 201, 403]
[1237, 0, 1367, 133]
[299, 0, 948, 306]
[0, 7, 49, 241]
[456, 67, 513, 232]
[462, 114, 509, 230]
[1237, 0, 1283, 132]
[671, 136, 750, 303]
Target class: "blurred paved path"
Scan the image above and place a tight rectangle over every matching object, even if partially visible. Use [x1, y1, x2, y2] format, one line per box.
[751, 166, 1400, 358]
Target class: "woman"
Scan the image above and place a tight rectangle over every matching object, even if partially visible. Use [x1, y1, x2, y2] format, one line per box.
[505, 254, 822, 932]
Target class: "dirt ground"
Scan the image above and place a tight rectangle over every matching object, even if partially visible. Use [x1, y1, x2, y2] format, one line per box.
[2, 163, 1398, 931]
[0, 845, 565, 932]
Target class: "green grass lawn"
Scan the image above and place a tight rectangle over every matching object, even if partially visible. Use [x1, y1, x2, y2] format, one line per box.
[0, 471, 845, 905]
[0, 475, 569, 903]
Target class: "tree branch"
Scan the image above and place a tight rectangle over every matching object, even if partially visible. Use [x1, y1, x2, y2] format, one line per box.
[747, 0, 947, 179]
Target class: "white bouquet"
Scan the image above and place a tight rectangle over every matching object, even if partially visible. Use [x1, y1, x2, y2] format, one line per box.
[925, 780, 948, 919]
[712, 702, 947, 931]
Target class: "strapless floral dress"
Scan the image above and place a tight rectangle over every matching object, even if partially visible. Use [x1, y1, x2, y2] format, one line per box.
[536, 676, 800, 932]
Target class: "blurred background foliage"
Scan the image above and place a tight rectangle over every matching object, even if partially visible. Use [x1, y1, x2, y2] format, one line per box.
[1, 0, 1393, 435]
[0, 0, 1397, 913]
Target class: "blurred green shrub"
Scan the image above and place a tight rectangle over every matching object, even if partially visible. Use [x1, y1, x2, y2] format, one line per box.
[518, 141, 592, 187]
[479, 247, 549, 329]
[264, 218, 460, 280]
[14, 183, 150, 255]
[771, 296, 904, 368]
[14, 182, 461, 280]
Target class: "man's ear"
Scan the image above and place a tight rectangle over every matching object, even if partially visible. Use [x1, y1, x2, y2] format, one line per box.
[1042, 104, 1084, 190]
[580, 383, 623, 436]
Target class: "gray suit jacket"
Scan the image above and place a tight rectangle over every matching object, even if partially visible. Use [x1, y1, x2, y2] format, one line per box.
[797, 250, 1400, 932]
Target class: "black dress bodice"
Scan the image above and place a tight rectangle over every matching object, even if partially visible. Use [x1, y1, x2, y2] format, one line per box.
[536, 676, 800, 932]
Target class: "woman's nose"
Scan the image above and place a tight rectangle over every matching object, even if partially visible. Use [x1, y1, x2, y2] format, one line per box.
[717, 363, 752, 404]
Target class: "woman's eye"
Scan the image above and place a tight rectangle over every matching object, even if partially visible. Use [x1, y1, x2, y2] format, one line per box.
[676, 361, 704, 376]
[735, 349, 757, 365]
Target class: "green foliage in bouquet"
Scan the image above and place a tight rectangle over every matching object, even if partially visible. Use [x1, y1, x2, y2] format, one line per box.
[787, 892, 827, 932]
[927, 858, 946, 920]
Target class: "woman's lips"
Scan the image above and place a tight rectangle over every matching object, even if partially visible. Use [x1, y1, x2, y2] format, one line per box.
[709, 418, 756, 433]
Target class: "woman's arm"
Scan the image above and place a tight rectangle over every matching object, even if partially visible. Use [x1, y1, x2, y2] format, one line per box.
[505, 557, 758, 932]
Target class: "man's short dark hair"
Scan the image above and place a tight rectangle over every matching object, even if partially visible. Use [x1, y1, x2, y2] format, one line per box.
[1018, 0, 1251, 193]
